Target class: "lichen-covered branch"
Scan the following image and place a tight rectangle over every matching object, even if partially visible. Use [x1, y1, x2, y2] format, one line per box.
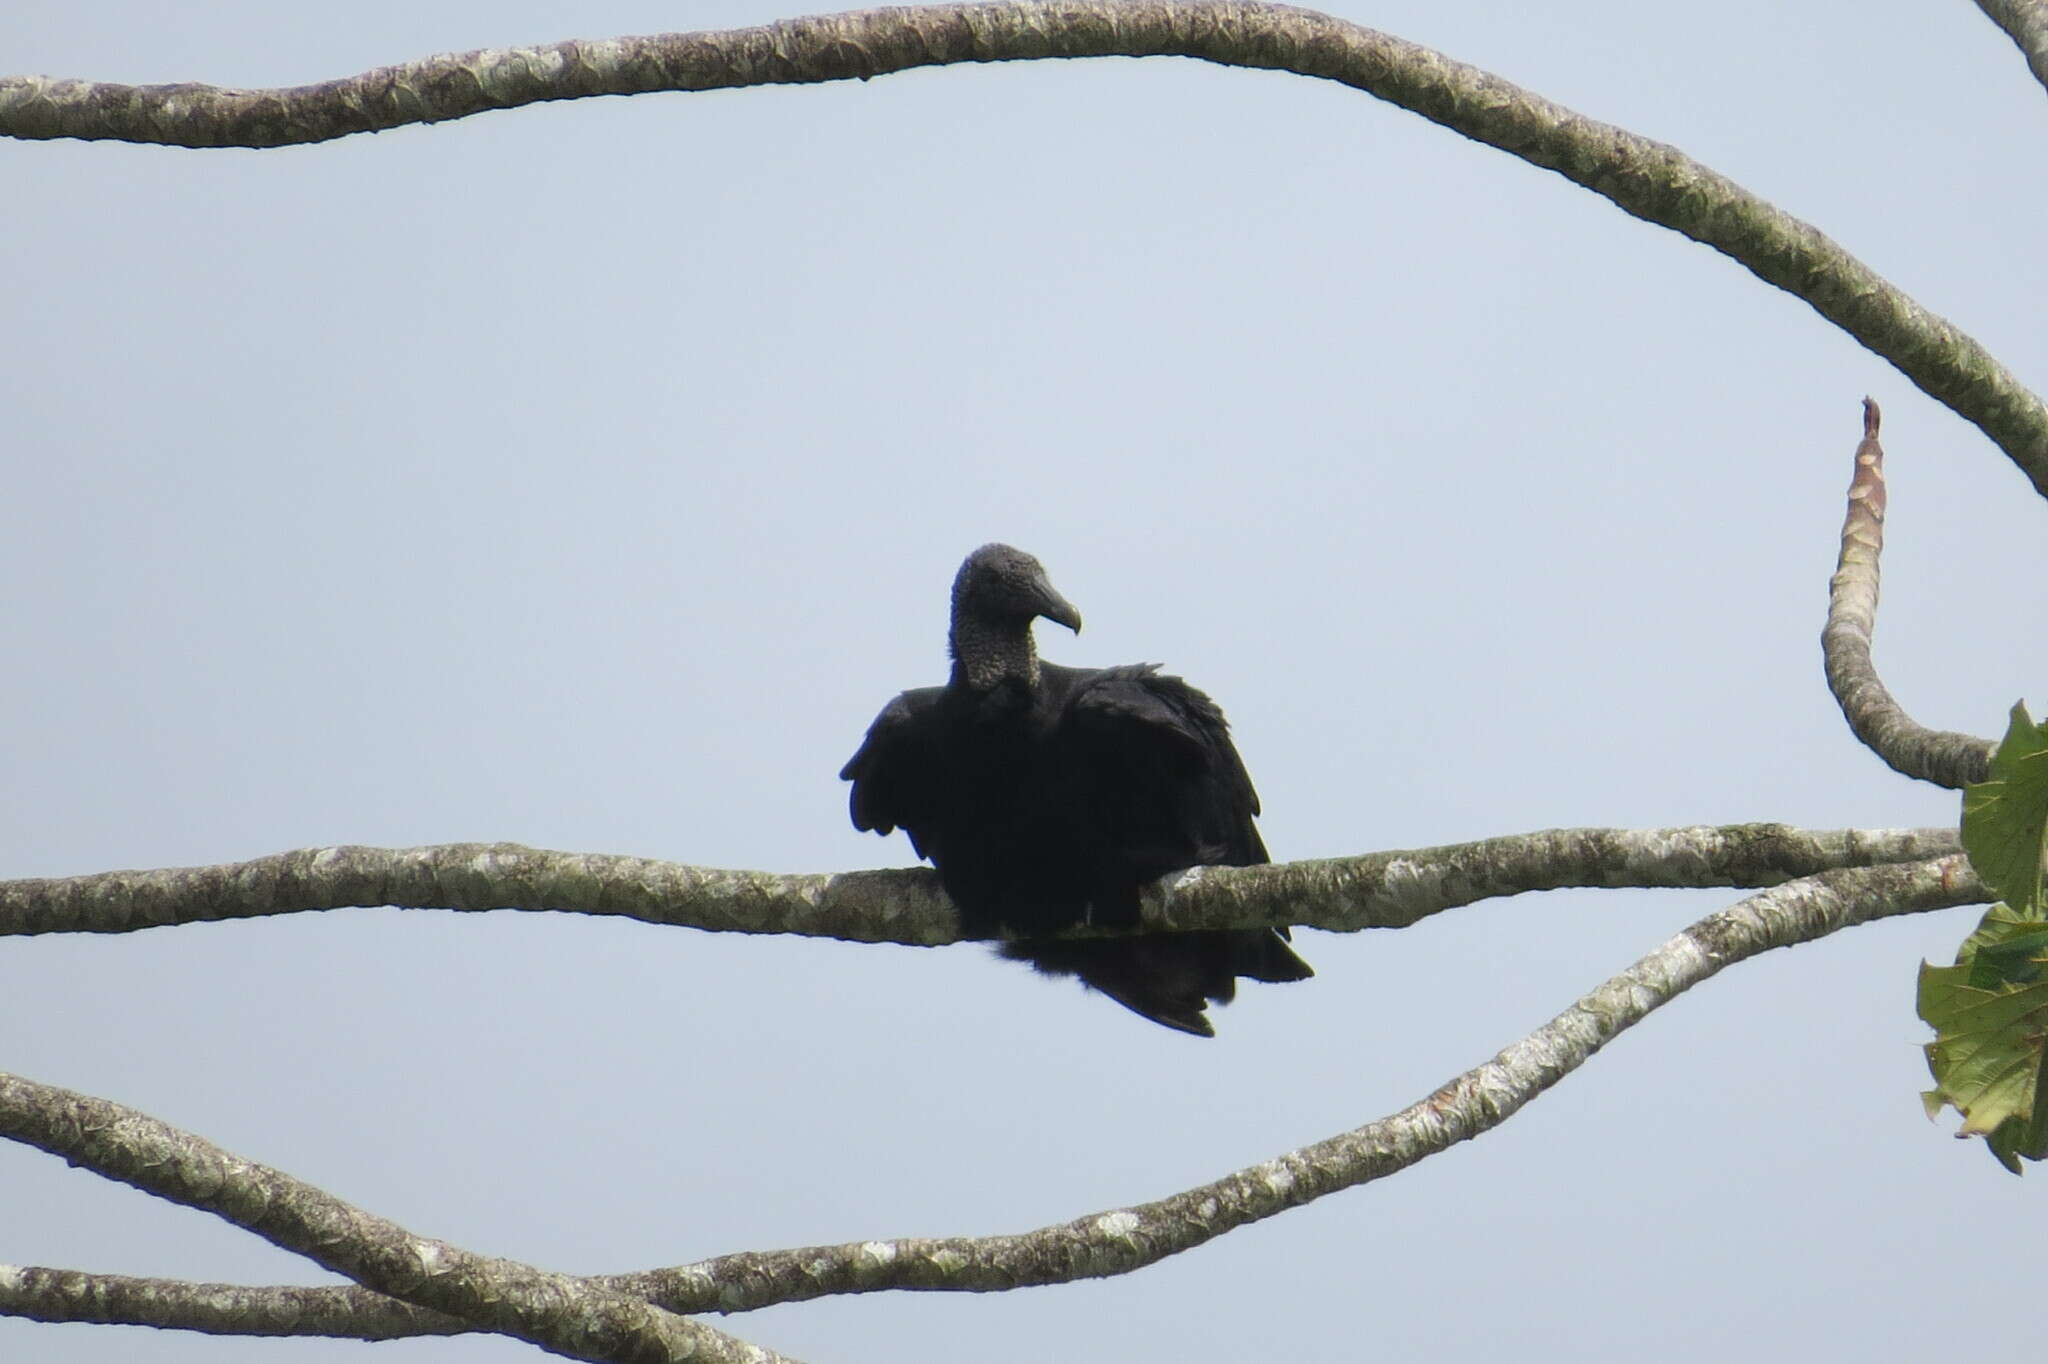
[0, 1266, 466, 1342]
[1975, 0, 2048, 95]
[0, 843, 939, 944]
[1160, 823, 1956, 933]
[0, 824, 1959, 943]
[4, 2, 2048, 499]
[627, 856, 1985, 1312]
[0, 1075, 796, 1364]
[1822, 399, 1994, 789]
[1, 855, 1984, 1340]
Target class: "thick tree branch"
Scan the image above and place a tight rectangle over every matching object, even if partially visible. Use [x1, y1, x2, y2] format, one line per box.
[0, 825, 1958, 942]
[1974, 0, 2048, 95]
[0, 1075, 794, 1364]
[1822, 399, 1995, 789]
[1, 856, 1983, 1340]
[633, 857, 1986, 1311]
[0, 1266, 465, 1341]
[5, 2, 2048, 498]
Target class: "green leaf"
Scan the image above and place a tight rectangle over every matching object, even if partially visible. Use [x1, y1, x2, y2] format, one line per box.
[1920, 902, 2048, 1173]
[1959, 702, 2048, 914]
[1923, 706, 2048, 1174]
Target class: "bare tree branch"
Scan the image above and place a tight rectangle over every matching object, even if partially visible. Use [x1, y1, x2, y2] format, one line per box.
[1974, 0, 2048, 95]
[0, 1266, 466, 1341]
[0, 825, 1958, 942]
[1822, 399, 1995, 789]
[1, 856, 1983, 1341]
[5, 2, 2048, 499]
[0, 1075, 796, 1364]
[629, 857, 1983, 1313]
[0, 10, 2019, 1351]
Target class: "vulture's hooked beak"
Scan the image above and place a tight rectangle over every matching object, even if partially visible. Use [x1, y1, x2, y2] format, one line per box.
[1033, 577, 1083, 635]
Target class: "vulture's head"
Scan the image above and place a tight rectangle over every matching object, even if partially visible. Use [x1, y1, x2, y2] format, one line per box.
[951, 543, 1083, 636]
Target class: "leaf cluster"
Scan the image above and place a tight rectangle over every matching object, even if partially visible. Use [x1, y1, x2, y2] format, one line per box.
[1922, 703, 2048, 1171]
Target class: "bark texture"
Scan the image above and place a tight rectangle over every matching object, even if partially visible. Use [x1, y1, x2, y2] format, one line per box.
[0, 855, 1984, 1339]
[3, 2, 2048, 498]
[1821, 400, 1995, 789]
[0, 825, 1961, 941]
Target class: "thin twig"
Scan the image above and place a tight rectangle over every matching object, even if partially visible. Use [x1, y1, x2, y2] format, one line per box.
[1822, 399, 1994, 788]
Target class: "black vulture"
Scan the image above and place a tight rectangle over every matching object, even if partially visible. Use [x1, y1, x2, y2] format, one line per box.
[840, 544, 1312, 1036]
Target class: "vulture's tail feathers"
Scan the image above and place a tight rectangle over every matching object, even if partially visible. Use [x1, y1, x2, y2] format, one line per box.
[1000, 930, 1312, 1037]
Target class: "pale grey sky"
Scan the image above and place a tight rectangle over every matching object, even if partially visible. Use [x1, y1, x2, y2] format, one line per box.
[4, 2, 2046, 1361]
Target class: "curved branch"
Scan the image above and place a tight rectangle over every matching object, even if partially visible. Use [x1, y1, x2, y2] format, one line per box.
[0, 1075, 793, 1364]
[631, 857, 1983, 1313]
[1974, 0, 2048, 95]
[1822, 399, 1995, 789]
[4, 2, 2048, 497]
[1, 856, 1984, 1339]
[0, 824, 1959, 941]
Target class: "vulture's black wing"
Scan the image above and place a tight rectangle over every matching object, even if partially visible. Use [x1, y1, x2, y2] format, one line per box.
[840, 686, 948, 860]
[999, 663, 1311, 1037]
[1053, 662, 1269, 875]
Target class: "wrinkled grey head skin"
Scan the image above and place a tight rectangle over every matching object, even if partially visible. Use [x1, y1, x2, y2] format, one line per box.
[948, 544, 1083, 691]
[951, 543, 1083, 634]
